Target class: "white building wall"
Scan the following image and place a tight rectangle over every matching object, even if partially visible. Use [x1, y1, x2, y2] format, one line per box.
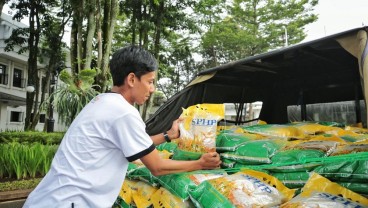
[0, 12, 66, 132]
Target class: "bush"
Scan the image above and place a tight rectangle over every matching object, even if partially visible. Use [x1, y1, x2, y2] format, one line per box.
[0, 131, 64, 144]
[0, 178, 42, 192]
[0, 142, 58, 180]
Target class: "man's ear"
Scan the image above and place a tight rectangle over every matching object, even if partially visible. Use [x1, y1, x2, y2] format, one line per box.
[126, 73, 135, 87]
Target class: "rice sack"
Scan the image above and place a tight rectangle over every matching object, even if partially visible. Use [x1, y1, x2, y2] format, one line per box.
[173, 104, 224, 160]
[157, 169, 227, 200]
[151, 187, 195, 208]
[242, 124, 306, 140]
[280, 172, 368, 208]
[189, 169, 296, 208]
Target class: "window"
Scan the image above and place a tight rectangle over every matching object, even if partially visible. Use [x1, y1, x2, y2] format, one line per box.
[30, 113, 46, 123]
[39, 114, 46, 123]
[287, 100, 367, 126]
[219, 102, 263, 126]
[10, 111, 23, 122]
[41, 76, 47, 93]
[13, 68, 23, 88]
[0, 64, 7, 85]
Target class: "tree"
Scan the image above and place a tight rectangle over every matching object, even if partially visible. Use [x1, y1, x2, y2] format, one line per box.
[157, 35, 198, 99]
[45, 68, 99, 126]
[69, 0, 118, 93]
[5, 0, 72, 131]
[200, 0, 318, 66]
[117, 0, 200, 120]
[35, 1, 72, 131]
[6, 0, 51, 131]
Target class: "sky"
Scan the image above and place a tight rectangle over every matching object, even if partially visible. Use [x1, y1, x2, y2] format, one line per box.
[3, 1, 368, 44]
[303, 0, 368, 42]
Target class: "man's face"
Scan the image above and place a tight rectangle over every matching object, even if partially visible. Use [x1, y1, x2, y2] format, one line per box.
[132, 71, 156, 105]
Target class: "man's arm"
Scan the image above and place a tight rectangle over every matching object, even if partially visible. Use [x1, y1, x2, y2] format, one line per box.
[150, 118, 181, 145]
[140, 149, 221, 176]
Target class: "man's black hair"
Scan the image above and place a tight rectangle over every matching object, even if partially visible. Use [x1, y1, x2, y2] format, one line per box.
[109, 45, 157, 86]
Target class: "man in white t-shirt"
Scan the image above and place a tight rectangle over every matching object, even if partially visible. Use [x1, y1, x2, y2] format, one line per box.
[23, 45, 221, 208]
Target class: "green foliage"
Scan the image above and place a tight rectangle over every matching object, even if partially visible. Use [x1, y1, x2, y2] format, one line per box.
[200, 0, 319, 67]
[152, 91, 167, 106]
[4, 28, 29, 54]
[0, 142, 58, 180]
[47, 68, 100, 126]
[0, 178, 42, 192]
[0, 131, 64, 144]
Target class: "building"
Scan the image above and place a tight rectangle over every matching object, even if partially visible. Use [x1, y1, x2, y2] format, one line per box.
[0, 12, 64, 132]
[224, 102, 262, 125]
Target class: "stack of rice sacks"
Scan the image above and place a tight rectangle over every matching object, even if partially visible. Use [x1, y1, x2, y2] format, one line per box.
[113, 104, 368, 208]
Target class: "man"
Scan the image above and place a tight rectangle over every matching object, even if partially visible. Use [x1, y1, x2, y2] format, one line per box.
[23, 45, 221, 208]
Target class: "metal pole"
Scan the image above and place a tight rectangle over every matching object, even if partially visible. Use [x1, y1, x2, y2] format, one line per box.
[47, 73, 55, 132]
[283, 26, 288, 47]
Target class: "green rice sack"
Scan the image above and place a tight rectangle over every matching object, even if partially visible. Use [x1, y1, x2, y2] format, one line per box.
[190, 169, 295, 208]
[270, 171, 310, 189]
[314, 159, 368, 183]
[271, 149, 326, 165]
[242, 124, 306, 140]
[126, 166, 159, 187]
[220, 139, 285, 165]
[171, 149, 202, 160]
[155, 142, 178, 153]
[157, 169, 227, 200]
[338, 182, 368, 195]
[216, 131, 265, 152]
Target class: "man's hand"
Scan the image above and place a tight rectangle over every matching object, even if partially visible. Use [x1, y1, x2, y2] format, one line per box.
[199, 152, 222, 169]
[166, 117, 183, 140]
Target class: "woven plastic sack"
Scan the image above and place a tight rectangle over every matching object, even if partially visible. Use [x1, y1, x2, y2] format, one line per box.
[151, 187, 194, 208]
[280, 172, 368, 207]
[131, 181, 159, 208]
[338, 182, 368, 195]
[157, 169, 227, 200]
[271, 149, 325, 166]
[175, 104, 224, 155]
[216, 131, 264, 152]
[155, 142, 178, 153]
[189, 169, 295, 208]
[126, 165, 159, 187]
[314, 159, 368, 183]
[117, 179, 138, 205]
[242, 124, 306, 139]
[330, 142, 368, 156]
[288, 122, 335, 135]
[270, 171, 310, 189]
[220, 139, 286, 165]
[112, 196, 133, 208]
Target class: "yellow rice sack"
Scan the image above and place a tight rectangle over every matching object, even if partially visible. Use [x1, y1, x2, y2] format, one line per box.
[131, 181, 159, 208]
[281, 172, 368, 207]
[189, 169, 296, 207]
[151, 187, 194, 208]
[118, 179, 138, 205]
[177, 103, 225, 153]
[290, 122, 335, 135]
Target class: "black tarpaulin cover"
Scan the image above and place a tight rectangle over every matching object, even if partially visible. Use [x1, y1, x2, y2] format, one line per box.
[146, 27, 368, 135]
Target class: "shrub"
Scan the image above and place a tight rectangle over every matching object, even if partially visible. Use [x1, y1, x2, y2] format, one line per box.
[0, 131, 64, 144]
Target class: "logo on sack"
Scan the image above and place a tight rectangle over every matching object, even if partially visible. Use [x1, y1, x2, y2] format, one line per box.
[191, 119, 218, 126]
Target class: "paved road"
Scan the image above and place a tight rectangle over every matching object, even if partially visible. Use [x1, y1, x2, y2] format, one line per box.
[0, 199, 25, 208]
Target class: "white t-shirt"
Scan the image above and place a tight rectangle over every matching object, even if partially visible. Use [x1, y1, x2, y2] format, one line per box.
[23, 93, 155, 208]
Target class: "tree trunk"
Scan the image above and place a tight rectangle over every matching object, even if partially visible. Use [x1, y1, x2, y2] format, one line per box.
[84, 0, 96, 69]
[99, 0, 118, 92]
[96, 0, 102, 70]
[25, 4, 41, 131]
[70, 0, 84, 74]
[141, 0, 164, 121]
